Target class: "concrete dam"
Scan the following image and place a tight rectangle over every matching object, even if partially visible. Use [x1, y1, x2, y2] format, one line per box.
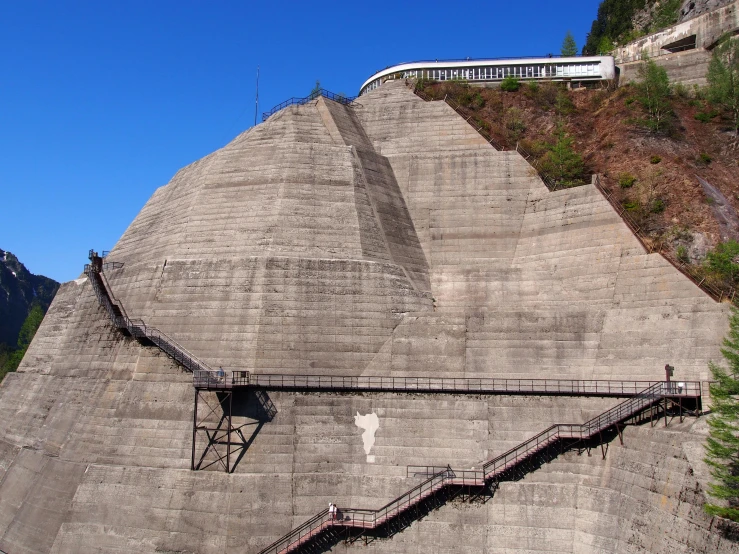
[0, 80, 736, 553]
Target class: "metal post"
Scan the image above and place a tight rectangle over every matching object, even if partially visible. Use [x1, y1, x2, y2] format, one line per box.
[227, 392, 233, 473]
[664, 397, 668, 427]
[191, 389, 198, 470]
[254, 66, 260, 127]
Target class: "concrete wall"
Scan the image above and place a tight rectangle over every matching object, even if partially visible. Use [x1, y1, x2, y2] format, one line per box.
[0, 81, 734, 553]
[615, 1, 739, 86]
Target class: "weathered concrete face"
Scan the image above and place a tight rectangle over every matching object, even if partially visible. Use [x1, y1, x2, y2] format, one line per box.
[615, 0, 739, 86]
[0, 81, 735, 553]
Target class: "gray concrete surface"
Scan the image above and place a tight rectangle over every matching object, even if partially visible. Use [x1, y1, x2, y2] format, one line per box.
[0, 80, 734, 553]
[615, 1, 739, 86]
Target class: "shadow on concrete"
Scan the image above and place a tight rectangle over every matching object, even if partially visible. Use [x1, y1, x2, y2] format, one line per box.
[293, 401, 695, 552]
[194, 389, 277, 473]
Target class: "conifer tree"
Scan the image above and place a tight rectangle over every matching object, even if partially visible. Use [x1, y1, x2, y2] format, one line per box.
[707, 35, 739, 134]
[537, 124, 584, 187]
[705, 308, 739, 522]
[635, 54, 673, 133]
[561, 31, 578, 57]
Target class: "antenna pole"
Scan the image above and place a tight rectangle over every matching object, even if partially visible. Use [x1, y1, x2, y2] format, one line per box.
[254, 66, 260, 126]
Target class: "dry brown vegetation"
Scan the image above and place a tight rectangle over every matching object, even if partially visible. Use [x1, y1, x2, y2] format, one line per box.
[417, 78, 739, 269]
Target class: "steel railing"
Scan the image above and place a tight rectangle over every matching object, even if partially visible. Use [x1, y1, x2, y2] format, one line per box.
[364, 54, 599, 84]
[193, 371, 696, 398]
[410, 86, 738, 304]
[262, 89, 357, 122]
[257, 381, 699, 553]
[85, 250, 213, 374]
[591, 175, 737, 303]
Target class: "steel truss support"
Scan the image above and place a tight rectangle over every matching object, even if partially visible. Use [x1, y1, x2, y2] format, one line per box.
[192, 388, 248, 472]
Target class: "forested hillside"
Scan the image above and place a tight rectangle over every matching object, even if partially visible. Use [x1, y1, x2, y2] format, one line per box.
[0, 248, 59, 381]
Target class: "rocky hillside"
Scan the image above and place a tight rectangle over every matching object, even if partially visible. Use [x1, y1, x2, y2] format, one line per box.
[0, 248, 59, 348]
[583, 0, 734, 54]
[415, 78, 739, 293]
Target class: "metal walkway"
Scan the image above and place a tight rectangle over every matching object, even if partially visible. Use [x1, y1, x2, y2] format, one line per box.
[257, 381, 700, 554]
[193, 369, 693, 398]
[85, 250, 704, 549]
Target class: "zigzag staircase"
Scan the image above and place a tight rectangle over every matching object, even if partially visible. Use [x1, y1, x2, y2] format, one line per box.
[257, 381, 697, 554]
[84, 250, 701, 552]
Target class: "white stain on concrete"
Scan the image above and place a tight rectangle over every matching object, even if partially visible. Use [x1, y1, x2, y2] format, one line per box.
[354, 411, 379, 463]
[74, 277, 88, 285]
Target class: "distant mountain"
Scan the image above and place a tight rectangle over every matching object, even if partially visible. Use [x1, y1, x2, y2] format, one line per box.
[0, 248, 59, 348]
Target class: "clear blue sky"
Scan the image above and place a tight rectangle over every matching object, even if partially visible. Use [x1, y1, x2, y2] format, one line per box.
[1, 1, 600, 283]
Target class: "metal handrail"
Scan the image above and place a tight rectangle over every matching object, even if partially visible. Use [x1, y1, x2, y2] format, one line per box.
[85, 251, 213, 374]
[262, 89, 357, 122]
[591, 175, 737, 304]
[257, 381, 698, 553]
[198, 372, 701, 398]
[412, 87, 738, 304]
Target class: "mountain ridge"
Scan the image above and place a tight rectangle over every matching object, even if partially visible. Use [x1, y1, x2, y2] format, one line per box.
[0, 247, 59, 348]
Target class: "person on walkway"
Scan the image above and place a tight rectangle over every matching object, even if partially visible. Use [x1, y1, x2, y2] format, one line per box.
[328, 503, 335, 521]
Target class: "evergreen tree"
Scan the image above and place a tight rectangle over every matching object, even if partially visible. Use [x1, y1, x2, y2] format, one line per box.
[537, 124, 585, 187]
[17, 304, 44, 349]
[635, 55, 673, 133]
[705, 308, 739, 522]
[0, 303, 46, 382]
[561, 31, 578, 57]
[706, 240, 739, 286]
[583, 0, 647, 55]
[706, 35, 739, 134]
[597, 35, 616, 55]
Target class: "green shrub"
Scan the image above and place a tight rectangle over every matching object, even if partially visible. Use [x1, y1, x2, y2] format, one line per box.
[474, 117, 491, 133]
[504, 107, 526, 139]
[536, 125, 585, 188]
[676, 245, 689, 263]
[650, 198, 666, 213]
[673, 82, 689, 98]
[625, 97, 635, 106]
[695, 110, 719, 122]
[698, 152, 713, 165]
[650, 0, 681, 32]
[623, 200, 641, 212]
[650, 155, 662, 164]
[706, 240, 739, 285]
[619, 173, 637, 188]
[517, 138, 549, 158]
[555, 90, 576, 116]
[500, 77, 520, 92]
[527, 81, 540, 94]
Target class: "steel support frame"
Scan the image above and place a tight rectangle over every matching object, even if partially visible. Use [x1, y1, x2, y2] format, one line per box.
[192, 388, 243, 473]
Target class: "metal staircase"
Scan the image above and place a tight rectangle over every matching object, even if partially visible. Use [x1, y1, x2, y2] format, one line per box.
[85, 250, 212, 373]
[257, 381, 699, 554]
[84, 250, 703, 551]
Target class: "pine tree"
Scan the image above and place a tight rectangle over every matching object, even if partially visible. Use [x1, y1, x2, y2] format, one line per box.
[705, 308, 739, 522]
[706, 35, 739, 134]
[635, 55, 673, 133]
[537, 124, 584, 187]
[561, 31, 578, 57]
